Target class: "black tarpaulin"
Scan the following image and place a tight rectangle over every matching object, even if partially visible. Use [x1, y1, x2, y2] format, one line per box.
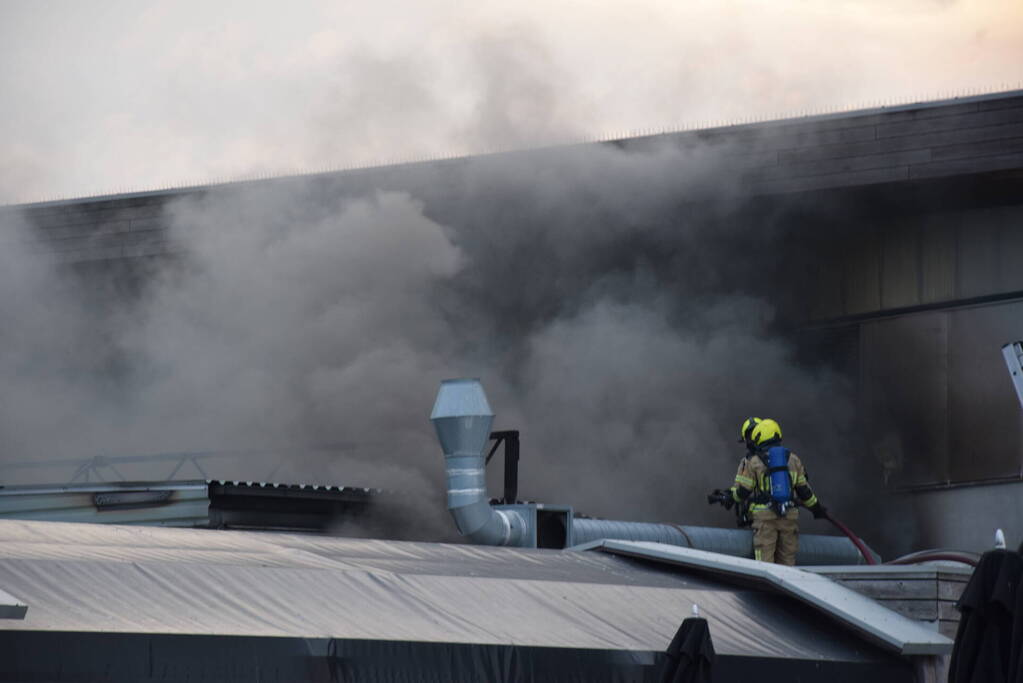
[950, 549, 1023, 683]
[660, 616, 715, 683]
[0, 632, 916, 683]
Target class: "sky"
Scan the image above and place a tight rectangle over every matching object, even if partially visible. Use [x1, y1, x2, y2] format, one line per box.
[0, 0, 1021, 204]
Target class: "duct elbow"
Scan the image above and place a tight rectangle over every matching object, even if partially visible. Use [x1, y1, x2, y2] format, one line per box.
[446, 462, 527, 546]
[431, 378, 527, 547]
[451, 500, 525, 546]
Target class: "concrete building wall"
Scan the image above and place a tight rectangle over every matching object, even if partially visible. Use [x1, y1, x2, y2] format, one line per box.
[4, 194, 175, 264]
[804, 202, 1023, 482]
[805, 201, 1023, 553]
[809, 203, 1023, 322]
[902, 479, 1023, 553]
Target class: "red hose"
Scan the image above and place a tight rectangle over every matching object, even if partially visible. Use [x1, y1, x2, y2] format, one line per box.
[822, 514, 978, 568]
[886, 551, 979, 568]
[823, 511, 877, 565]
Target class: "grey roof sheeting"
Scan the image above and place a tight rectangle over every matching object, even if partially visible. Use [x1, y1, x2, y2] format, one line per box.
[0, 480, 210, 527]
[585, 539, 953, 655]
[0, 479, 384, 529]
[0, 519, 897, 663]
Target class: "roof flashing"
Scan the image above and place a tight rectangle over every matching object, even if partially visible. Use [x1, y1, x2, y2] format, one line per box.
[585, 539, 953, 656]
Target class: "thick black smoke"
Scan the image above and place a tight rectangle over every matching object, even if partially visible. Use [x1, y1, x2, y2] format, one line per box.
[0, 139, 868, 544]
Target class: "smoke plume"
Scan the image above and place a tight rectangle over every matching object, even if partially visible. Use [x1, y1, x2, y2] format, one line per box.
[0, 137, 871, 547]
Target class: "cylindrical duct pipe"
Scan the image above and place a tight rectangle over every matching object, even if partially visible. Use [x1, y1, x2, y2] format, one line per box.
[572, 519, 693, 548]
[572, 518, 877, 565]
[430, 379, 526, 546]
[429, 378, 878, 564]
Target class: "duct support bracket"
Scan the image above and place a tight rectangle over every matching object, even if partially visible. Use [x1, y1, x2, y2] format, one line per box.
[486, 430, 519, 504]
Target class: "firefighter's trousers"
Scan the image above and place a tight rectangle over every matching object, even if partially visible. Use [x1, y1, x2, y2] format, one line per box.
[752, 510, 799, 566]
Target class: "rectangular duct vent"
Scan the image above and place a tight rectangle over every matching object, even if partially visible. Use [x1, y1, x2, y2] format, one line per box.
[537, 506, 572, 549]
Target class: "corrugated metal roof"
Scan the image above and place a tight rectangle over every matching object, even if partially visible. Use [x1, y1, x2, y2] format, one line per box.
[0, 480, 381, 496]
[0, 519, 896, 662]
[0, 480, 384, 529]
[0, 481, 210, 527]
[584, 539, 953, 655]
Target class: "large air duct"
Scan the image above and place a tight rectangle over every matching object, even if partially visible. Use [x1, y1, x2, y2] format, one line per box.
[570, 518, 878, 565]
[430, 379, 527, 546]
[430, 379, 878, 565]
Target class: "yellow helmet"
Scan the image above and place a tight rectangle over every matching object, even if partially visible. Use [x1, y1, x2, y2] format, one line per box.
[750, 418, 782, 448]
[739, 417, 761, 444]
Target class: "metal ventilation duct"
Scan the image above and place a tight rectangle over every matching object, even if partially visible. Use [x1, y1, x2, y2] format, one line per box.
[571, 518, 878, 565]
[430, 379, 527, 546]
[430, 379, 878, 565]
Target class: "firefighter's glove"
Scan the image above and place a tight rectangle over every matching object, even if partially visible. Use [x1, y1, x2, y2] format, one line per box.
[707, 489, 734, 510]
[809, 502, 827, 520]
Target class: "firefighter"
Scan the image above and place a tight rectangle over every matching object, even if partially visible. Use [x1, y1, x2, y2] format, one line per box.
[709, 418, 826, 565]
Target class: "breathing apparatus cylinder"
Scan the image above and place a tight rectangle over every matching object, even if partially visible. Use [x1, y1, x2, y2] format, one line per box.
[766, 446, 792, 513]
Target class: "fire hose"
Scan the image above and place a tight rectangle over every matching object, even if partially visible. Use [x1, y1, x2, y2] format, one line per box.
[823, 511, 979, 567]
[822, 511, 877, 565]
[885, 548, 979, 568]
[709, 492, 977, 567]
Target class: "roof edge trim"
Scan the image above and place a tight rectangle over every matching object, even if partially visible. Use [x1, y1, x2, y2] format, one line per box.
[585, 539, 953, 656]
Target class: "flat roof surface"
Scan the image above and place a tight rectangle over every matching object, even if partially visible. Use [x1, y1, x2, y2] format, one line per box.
[0, 519, 897, 662]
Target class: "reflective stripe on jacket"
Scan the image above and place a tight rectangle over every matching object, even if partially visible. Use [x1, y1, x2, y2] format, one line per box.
[730, 452, 818, 516]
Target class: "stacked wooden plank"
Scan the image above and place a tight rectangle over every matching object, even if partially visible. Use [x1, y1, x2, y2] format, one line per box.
[811, 564, 972, 638]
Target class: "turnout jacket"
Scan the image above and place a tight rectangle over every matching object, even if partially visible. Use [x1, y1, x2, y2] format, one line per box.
[729, 452, 818, 520]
